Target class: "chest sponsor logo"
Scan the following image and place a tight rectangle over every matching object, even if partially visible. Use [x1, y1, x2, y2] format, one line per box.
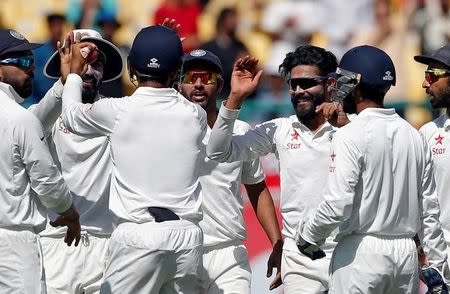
[433, 134, 446, 155]
[58, 118, 70, 134]
[287, 130, 301, 149]
[329, 152, 336, 172]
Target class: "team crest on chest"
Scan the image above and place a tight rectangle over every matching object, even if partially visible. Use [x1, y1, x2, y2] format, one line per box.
[329, 152, 336, 172]
[432, 134, 446, 155]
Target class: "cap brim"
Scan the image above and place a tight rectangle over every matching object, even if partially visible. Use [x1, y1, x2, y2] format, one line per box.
[44, 37, 124, 83]
[414, 54, 450, 67]
[1, 42, 42, 56]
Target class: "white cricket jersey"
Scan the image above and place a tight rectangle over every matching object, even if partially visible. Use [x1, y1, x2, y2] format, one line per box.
[200, 121, 265, 247]
[41, 96, 114, 237]
[206, 104, 337, 251]
[0, 82, 72, 231]
[420, 113, 450, 245]
[61, 74, 206, 224]
[301, 108, 447, 271]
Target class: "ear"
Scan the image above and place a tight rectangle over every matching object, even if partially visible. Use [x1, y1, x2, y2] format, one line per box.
[217, 77, 224, 94]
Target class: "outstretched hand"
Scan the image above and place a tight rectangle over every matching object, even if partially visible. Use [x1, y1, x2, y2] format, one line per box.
[69, 41, 98, 77]
[226, 56, 263, 109]
[161, 18, 185, 42]
[58, 32, 75, 84]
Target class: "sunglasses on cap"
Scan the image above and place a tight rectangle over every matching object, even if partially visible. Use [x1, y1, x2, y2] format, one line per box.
[181, 71, 221, 85]
[288, 76, 327, 91]
[425, 68, 450, 84]
[0, 55, 34, 69]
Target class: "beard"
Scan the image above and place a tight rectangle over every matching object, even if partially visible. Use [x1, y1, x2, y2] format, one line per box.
[6, 74, 33, 98]
[291, 90, 325, 123]
[427, 87, 450, 109]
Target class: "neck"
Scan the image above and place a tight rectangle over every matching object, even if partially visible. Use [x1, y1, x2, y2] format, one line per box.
[139, 80, 168, 88]
[206, 103, 218, 128]
[356, 99, 383, 114]
[302, 114, 326, 133]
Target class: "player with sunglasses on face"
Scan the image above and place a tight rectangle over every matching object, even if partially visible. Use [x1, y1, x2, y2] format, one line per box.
[416, 44, 450, 291]
[206, 45, 340, 293]
[178, 49, 283, 293]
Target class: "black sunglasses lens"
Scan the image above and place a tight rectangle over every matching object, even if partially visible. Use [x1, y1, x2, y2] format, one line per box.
[290, 78, 320, 90]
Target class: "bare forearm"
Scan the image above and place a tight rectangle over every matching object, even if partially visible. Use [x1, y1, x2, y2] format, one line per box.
[246, 181, 282, 245]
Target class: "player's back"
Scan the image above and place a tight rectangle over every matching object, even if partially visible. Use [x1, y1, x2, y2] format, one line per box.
[108, 88, 206, 224]
[336, 108, 424, 239]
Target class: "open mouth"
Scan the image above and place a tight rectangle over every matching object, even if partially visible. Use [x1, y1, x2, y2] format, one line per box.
[192, 92, 207, 101]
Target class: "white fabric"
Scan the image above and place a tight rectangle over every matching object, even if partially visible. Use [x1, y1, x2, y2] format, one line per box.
[61, 74, 206, 224]
[100, 221, 203, 294]
[0, 228, 46, 294]
[281, 249, 330, 294]
[329, 235, 418, 294]
[41, 234, 109, 294]
[0, 82, 72, 231]
[200, 243, 251, 294]
[300, 108, 448, 278]
[41, 111, 113, 236]
[420, 114, 450, 249]
[200, 121, 264, 247]
[206, 104, 337, 251]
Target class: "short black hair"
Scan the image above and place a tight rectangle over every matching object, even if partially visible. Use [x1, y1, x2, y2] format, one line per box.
[357, 82, 390, 105]
[216, 8, 236, 30]
[46, 13, 66, 24]
[279, 45, 337, 79]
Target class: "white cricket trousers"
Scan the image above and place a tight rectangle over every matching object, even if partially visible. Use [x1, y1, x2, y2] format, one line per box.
[0, 227, 46, 294]
[100, 220, 203, 294]
[41, 233, 109, 294]
[329, 234, 419, 294]
[200, 242, 252, 294]
[281, 248, 331, 293]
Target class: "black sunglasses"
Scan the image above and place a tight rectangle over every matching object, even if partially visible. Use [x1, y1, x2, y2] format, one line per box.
[289, 77, 327, 91]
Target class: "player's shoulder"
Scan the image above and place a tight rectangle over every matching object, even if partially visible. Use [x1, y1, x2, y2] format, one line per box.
[420, 114, 447, 134]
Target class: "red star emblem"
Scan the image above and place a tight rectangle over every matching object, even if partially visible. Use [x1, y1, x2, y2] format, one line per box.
[330, 152, 336, 162]
[291, 130, 299, 141]
[435, 134, 444, 145]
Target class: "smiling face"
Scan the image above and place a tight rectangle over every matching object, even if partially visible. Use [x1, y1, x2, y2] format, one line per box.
[289, 64, 327, 123]
[179, 61, 223, 111]
[422, 62, 450, 109]
[81, 54, 105, 103]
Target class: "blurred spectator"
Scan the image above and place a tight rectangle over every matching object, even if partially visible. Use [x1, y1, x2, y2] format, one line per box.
[97, 14, 128, 97]
[240, 42, 294, 124]
[153, 0, 202, 52]
[66, 0, 117, 29]
[260, 0, 320, 48]
[26, 13, 66, 108]
[319, 0, 374, 58]
[420, 0, 450, 55]
[349, 0, 415, 105]
[201, 7, 249, 100]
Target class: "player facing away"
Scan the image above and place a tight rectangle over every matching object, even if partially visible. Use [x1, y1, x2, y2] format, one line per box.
[178, 49, 283, 293]
[416, 44, 450, 290]
[296, 45, 449, 293]
[206, 45, 340, 293]
[38, 29, 124, 294]
[61, 25, 206, 293]
[0, 28, 80, 294]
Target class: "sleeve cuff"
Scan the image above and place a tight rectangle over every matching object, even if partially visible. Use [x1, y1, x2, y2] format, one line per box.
[219, 101, 240, 120]
[52, 191, 73, 214]
[52, 79, 64, 99]
[66, 73, 83, 85]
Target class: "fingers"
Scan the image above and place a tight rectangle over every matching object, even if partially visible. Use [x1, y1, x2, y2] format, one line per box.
[50, 216, 65, 227]
[269, 272, 282, 290]
[161, 18, 181, 33]
[253, 69, 263, 84]
[266, 261, 273, 277]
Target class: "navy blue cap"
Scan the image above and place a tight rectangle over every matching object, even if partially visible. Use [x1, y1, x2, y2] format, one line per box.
[182, 49, 224, 75]
[0, 29, 42, 57]
[414, 44, 450, 68]
[128, 25, 183, 75]
[338, 45, 396, 86]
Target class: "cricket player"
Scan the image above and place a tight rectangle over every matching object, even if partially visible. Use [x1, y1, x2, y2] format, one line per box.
[38, 29, 124, 294]
[296, 45, 449, 293]
[0, 28, 80, 294]
[61, 25, 206, 293]
[415, 44, 450, 290]
[206, 45, 340, 293]
[178, 49, 283, 293]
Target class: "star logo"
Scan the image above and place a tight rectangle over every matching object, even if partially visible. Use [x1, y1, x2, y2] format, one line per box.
[291, 130, 299, 141]
[330, 152, 336, 162]
[435, 134, 444, 145]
